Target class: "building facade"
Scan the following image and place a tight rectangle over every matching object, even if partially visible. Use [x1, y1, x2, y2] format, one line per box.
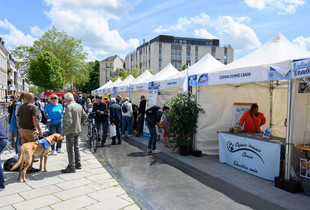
[99, 55, 124, 86]
[0, 38, 9, 100]
[125, 35, 234, 73]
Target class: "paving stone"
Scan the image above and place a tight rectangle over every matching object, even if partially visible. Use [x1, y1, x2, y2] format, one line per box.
[87, 186, 127, 202]
[123, 204, 141, 210]
[85, 197, 132, 210]
[87, 167, 109, 175]
[13, 194, 61, 210]
[86, 173, 112, 182]
[50, 195, 97, 210]
[26, 176, 65, 189]
[0, 193, 24, 207]
[54, 185, 95, 200]
[118, 194, 135, 204]
[87, 179, 118, 191]
[19, 185, 62, 200]
[56, 177, 92, 190]
[0, 205, 15, 210]
[57, 171, 92, 181]
[0, 182, 32, 196]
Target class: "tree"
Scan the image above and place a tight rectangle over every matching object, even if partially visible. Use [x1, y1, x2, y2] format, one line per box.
[178, 64, 188, 72]
[29, 86, 45, 94]
[29, 51, 65, 90]
[76, 61, 100, 93]
[110, 67, 141, 81]
[12, 27, 89, 86]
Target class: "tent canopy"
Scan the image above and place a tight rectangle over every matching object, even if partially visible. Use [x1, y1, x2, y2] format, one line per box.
[114, 75, 135, 92]
[104, 78, 123, 93]
[205, 33, 310, 85]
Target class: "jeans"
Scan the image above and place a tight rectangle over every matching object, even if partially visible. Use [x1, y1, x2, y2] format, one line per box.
[137, 114, 145, 136]
[50, 122, 62, 151]
[112, 122, 121, 143]
[14, 131, 22, 154]
[122, 116, 132, 136]
[65, 134, 81, 169]
[146, 122, 157, 150]
[96, 121, 108, 144]
[0, 138, 8, 189]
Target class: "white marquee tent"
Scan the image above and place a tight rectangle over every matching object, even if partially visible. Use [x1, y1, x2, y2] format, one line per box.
[103, 78, 123, 94]
[113, 75, 135, 93]
[92, 80, 113, 95]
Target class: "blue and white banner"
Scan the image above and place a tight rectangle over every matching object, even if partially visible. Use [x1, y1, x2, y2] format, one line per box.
[189, 75, 197, 86]
[292, 58, 310, 79]
[197, 73, 208, 86]
[219, 132, 281, 181]
[143, 86, 158, 138]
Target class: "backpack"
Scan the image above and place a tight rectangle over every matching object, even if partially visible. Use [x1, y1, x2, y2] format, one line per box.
[122, 103, 128, 113]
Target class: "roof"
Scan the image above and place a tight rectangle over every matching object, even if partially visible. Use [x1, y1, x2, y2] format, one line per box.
[101, 55, 122, 63]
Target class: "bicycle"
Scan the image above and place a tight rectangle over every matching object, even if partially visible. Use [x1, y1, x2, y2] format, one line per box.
[87, 112, 99, 152]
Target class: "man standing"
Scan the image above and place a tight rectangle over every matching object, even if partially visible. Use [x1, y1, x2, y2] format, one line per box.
[17, 93, 43, 144]
[116, 95, 122, 105]
[145, 105, 163, 154]
[136, 95, 146, 137]
[92, 95, 108, 147]
[110, 98, 122, 145]
[16, 93, 42, 173]
[62, 93, 87, 173]
[121, 97, 133, 137]
[77, 94, 86, 111]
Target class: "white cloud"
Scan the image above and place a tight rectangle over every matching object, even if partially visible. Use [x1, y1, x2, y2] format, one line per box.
[30, 26, 44, 37]
[153, 13, 260, 51]
[44, 0, 139, 53]
[194, 29, 217, 39]
[153, 13, 210, 33]
[293, 36, 310, 51]
[215, 16, 261, 51]
[244, 0, 305, 15]
[0, 19, 37, 49]
[84, 46, 108, 61]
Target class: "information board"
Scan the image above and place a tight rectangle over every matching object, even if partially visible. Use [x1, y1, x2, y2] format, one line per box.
[232, 103, 253, 127]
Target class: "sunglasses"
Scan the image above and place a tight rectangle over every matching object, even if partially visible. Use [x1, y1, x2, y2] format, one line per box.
[51, 97, 57, 100]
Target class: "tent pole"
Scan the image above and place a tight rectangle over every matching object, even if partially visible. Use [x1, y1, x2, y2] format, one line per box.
[285, 79, 294, 180]
[270, 82, 274, 129]
[194, 85, 199, 151]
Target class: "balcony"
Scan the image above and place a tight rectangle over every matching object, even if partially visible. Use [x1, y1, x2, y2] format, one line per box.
[7, 73, 13, 81]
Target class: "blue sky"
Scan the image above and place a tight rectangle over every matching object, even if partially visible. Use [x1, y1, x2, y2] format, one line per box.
[0, 0, 309, 62]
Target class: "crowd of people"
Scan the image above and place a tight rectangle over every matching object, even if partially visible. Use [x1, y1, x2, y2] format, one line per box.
[0, 92, 173, 190]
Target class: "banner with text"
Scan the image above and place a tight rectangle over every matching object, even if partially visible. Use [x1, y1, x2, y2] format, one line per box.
[219, 132, 281, 180]
[292, 58, 310, 79]
[143, 85, 159, 138]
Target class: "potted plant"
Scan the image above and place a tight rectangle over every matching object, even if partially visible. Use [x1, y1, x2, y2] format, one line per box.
[165, 92, 204, 156]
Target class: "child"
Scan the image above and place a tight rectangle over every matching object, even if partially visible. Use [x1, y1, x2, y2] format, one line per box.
[162, 106, 171, 147]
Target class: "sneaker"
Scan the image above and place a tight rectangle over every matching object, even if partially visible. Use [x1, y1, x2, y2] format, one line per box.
[111, 142, 116, 145]
[75, 164, 82, 169]
[50, 150, 57, 156]
[135, 134, 140, 137]
[117, 141, 121, 145]
[147, 149, 152, 153]
[100, 142, 105, 147]
[121, 135, 125, 138]
[0, 188, 5, 191]
[128, 135, 132, 137]
[61, 167, 76, 173]
[58, 149, 65, 154]
[152, 149, 161, 154]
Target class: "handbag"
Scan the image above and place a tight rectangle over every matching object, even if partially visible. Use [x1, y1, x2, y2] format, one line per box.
[110, 125, 116, 137]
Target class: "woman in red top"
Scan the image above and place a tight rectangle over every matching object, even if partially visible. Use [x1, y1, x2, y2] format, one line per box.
[238, 104, 266, 133]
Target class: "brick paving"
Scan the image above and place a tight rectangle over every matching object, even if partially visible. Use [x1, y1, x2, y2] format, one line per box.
[0, 138, 140, 210]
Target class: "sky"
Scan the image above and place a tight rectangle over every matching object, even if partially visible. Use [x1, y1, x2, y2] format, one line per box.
[0, 0, 309, 62]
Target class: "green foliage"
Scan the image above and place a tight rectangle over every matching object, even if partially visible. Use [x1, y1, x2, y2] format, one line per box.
[110, 67, 140, 81]
[29, 51, 65, 90]
[12, 27, 89, 86]
[29, 86, 45, 94]
[165, 92, 204, 146]
[76, 61, 100, 93]
[178, 64, 188, 72]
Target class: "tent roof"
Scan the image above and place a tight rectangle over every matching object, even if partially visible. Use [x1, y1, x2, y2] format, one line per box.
[104, 78, 122, 89]
[115, 75, 135, 87]
[130, 70, 153, 84]
[97, 80, 113, 90]
[144, 63, 179, 82]
[213, 33, 310, 72]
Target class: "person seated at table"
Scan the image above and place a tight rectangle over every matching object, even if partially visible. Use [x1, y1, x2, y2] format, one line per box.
[238, 104, 266, 133]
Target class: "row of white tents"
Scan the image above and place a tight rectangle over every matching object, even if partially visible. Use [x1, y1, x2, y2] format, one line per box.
[92, 33, 310, 179]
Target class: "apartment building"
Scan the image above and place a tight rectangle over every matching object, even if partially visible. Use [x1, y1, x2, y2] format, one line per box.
[125, 35, 234, 73]
[0, 38, 9, 100]
[99, 55, 124, 86]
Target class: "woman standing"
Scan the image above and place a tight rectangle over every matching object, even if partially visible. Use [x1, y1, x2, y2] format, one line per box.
[44, 94, 64, 155]
[238, 104, 266, 133]
[86, 98, 93, 114]
[10, 93, 24, 154]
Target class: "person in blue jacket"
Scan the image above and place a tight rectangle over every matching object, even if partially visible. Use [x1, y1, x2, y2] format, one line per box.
[109, 97, 122, 145]
[0, 120, 8, 191]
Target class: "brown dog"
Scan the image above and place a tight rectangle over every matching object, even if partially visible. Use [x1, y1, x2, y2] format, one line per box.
[10, 133, 64, 182]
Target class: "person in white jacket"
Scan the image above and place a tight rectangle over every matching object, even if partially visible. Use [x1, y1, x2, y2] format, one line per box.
[121, 97, 133, 137]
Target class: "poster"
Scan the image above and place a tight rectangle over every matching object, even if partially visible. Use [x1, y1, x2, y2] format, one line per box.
[298, 78, 310, 93]
[143, 85, 159, 138]
[300, 159, 310, 179]
[232, 103, 252, 128]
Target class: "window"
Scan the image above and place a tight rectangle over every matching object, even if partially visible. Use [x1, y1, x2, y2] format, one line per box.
[159, 61, 162, 70]
[195, 47, 198, 62]
[211, 47, 216, 57]
[159, 47, 162, 59]
[186, 49, 190, 61]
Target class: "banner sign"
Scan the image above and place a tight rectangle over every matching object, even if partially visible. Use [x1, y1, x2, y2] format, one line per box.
[143, 86, 158, 138]
[197, 73, 208, 86]
[219, 132, 281, 180]
[292, 58, 310, 79]
[268, 68, 286, 81]
[112, 87, 118, 92]
[189, 75, 197, 86]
